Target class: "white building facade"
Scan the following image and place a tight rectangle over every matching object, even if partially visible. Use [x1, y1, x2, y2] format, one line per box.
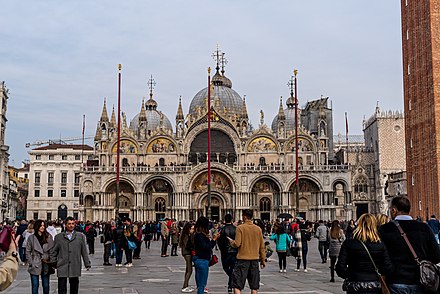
[27, 144, 93, 221]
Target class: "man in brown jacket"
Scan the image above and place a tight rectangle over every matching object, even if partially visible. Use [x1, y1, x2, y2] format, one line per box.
[229, 209, 265, 294]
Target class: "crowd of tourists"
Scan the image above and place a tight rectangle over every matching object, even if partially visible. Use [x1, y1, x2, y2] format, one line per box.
[1, 195, 440, 293]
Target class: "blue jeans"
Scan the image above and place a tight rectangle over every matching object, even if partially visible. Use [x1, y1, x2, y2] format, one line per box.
[30, 274, 50, 294]
[115, 247, 124, 265]
[194, 258, 209, 294]
[221, 252, 237, 289]
[19, 246, 26, 262]
[389, 284, 423, 294]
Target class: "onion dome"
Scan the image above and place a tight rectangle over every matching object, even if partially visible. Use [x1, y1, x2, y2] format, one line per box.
[271, 95, 298, 133]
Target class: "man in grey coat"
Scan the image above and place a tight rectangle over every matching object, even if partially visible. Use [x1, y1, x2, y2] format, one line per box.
[315, 220, 329, 263]
[51, 217, 91, 294]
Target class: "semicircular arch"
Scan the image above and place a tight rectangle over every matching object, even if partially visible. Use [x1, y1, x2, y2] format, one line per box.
[110, 138, 139, 154]
[142, 175, 176, 192]
[189, 168, 235, 194]
[102, 177, 136, 193]
[145, 135, 179, 154]
[287, 175, 322, 192]
[245, 134, 280, 153]
[249, 175, 282, 193]
[285, 135, 316, 153]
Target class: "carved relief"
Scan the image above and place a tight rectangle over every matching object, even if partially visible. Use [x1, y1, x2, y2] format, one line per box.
[286, 138, 313, 152]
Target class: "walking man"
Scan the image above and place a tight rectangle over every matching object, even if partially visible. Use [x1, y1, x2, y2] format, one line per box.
[379, 196, 440, 293]
[315, 220, 329, 263]
[229, 209, 266, 294]
[51, 216, 91, 294]
[218, 214, 238, 293]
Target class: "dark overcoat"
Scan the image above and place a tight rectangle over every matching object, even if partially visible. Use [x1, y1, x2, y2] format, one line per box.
[50, 231, 91, 278]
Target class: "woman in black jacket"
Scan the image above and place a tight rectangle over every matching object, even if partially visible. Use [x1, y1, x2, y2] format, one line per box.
[112, 221, 125, 267]
[193, 217, 220, 294]
[336, 213, 394, 294]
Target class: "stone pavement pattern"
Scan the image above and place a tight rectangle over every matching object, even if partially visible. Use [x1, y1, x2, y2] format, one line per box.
[4, 238, 344, 293]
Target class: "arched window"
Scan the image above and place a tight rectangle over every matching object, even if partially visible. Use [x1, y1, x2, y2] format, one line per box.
[159, 158, 165, 166]
[155, 197, 166, 212]
[354, 177, 368, 193]
[259, 157, 266, 166]
[122, 158, 129, 167]
[260, 197, 271, 212]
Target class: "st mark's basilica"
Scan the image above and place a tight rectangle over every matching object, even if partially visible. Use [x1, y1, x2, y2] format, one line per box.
[81, 50, 352, 222]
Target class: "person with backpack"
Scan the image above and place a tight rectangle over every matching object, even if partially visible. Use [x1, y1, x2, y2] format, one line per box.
[85, 224, 97, 255]
[427, 214, 440, 244]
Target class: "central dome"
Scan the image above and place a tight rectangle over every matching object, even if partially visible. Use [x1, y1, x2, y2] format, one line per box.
[189, 71, 243, 118]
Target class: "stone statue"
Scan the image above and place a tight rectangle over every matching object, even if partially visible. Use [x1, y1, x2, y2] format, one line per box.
[122, 112, 127, 129]
[260, 110, 264, 126]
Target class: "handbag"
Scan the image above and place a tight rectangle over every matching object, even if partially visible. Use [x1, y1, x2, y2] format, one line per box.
[209, 254, 218, 267]
[394, 221, 440, 292]
[126, 237, 137, 250]
[358, 241, 390, 294]
[290, 246, 299, 257]
[0, 226, 13, 252]
[42, 261, 56, 275]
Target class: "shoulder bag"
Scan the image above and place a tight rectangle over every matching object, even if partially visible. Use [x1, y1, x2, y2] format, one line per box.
[394, 221, 440, 292]
[126, 236, 137, 250]
[358, 240, 390, 294]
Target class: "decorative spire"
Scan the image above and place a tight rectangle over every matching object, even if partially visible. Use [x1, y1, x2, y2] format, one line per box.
[212, 44, 221, 73]
[241, 95, 248, 119]
[146, 75, 158, 110]
[148, 74, 156, 99]
[100, 98, 109, 122]
[139, 98, 147, 121]
[286, 75, 296, 109]
[176, 96, 184, 120]
[278, 96, 286, 120]
[110, 105, 116, 126]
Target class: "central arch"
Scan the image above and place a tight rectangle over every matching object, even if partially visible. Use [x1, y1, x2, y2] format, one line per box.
[250, 176, 282, 220]
[290, 178, 320, 219]
[106, 180, 135, 219]
[189, 130, 237, 164]
[198, 192, 227, 222]
[144, 177, 175, 221]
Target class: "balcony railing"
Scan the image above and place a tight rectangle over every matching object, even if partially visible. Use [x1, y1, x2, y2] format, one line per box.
[82, 164, 349, 173]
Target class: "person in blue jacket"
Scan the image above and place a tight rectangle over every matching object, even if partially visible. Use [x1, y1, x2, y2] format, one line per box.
[270, 225, 291, 273]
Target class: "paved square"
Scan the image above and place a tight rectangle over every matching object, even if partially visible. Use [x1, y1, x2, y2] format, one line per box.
[4, 239, 343, 293]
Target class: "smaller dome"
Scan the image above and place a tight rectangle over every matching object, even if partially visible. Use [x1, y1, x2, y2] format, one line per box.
[145, 96, 158, 110]
[130, 109, 172, 133]
[212, 71, 232, 88]
[272, 108, 296, 133]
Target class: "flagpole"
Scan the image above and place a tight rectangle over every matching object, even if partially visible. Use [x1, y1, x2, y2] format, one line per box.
[345, 112, 349, 164]
[294, 69, 300, 218]
[81, 114, 85, 166]
[207, 67, 212, 220]
[115, 64, 122, 220]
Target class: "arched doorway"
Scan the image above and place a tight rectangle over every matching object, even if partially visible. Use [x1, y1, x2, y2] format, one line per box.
[199, 194, 225, 221]
[106, 180, 135, 219]
[191, 170, 233, 220]
[189, 130, 236, 164]
[251, 177, 280, 220]
[84, 195, 94, 221]
[145, 178, 174, 221]
[290, 178, 320, 220]
[58, 204, 68, 220]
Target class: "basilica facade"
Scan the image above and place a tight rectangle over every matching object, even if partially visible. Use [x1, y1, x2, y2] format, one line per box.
[80, 53, 352, 222]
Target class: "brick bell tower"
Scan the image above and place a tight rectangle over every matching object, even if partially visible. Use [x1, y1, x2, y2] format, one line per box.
[401, 0, 440, 219]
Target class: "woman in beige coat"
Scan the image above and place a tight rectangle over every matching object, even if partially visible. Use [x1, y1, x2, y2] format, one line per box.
[26, 219, 54, 294]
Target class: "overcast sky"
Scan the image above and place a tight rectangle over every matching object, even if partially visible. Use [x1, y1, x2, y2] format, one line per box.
[0, 1, 403, 165]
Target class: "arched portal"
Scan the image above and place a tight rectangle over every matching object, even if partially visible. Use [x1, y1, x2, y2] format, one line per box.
[199, 193, 226, 222]
[290, 178, 320, 219]
[191, 170, 233, 220]
[251, 177, 281, 220]
[145, 178, 174, 221]
[106, 180, 135, 219]
[189, 130, 236, 164]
